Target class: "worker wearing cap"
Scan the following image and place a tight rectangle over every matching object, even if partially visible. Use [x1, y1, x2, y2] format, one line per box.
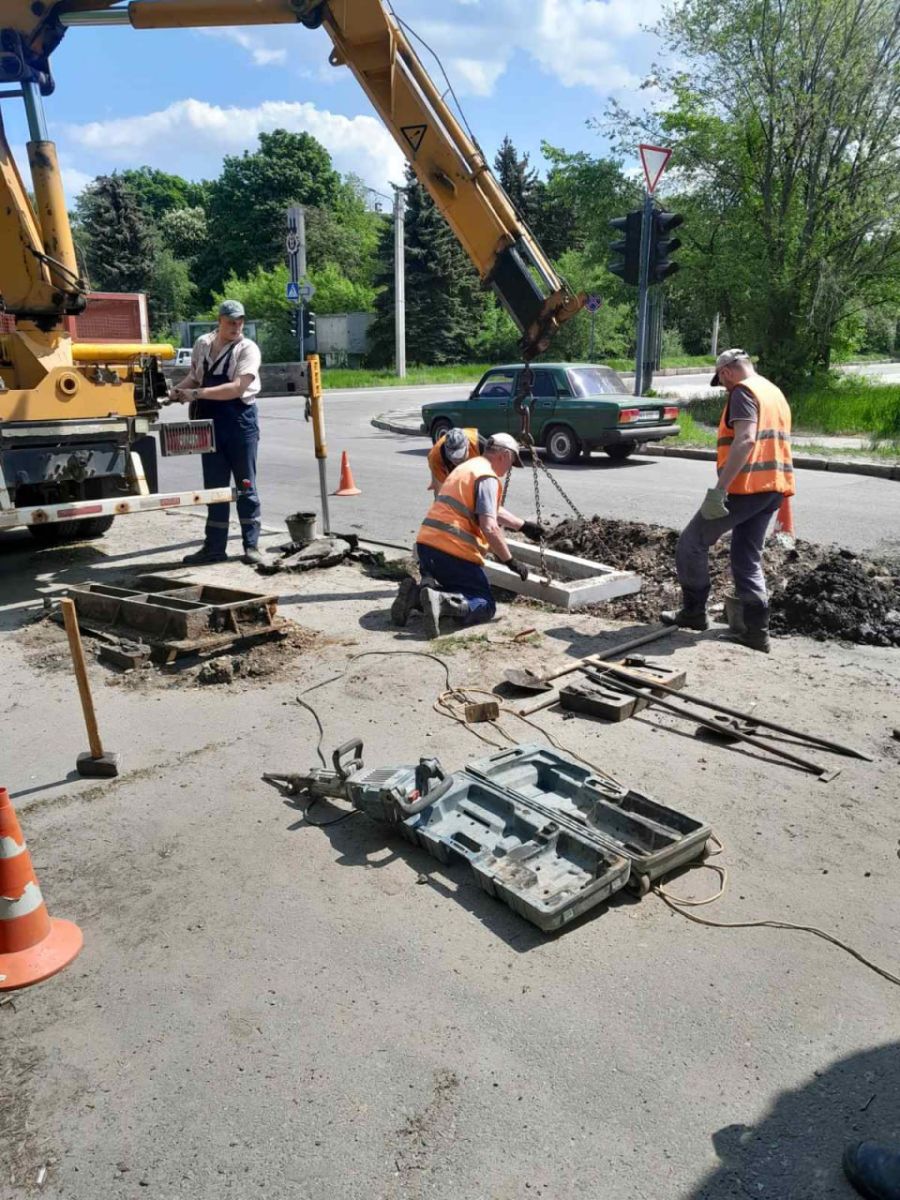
[172, 300, 265, 566]
[427, 427, 485, 491]
[663, 349, 795, 652]
[395, 433, 534, 637]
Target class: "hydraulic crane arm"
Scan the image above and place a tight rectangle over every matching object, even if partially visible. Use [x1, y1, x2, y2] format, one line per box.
[3, 0, 584, 358]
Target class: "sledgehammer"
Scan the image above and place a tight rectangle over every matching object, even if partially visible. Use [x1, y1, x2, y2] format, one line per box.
[60, 598, 119, 778]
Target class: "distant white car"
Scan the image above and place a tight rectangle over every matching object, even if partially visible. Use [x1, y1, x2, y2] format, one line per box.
[174, 348, 192, 367]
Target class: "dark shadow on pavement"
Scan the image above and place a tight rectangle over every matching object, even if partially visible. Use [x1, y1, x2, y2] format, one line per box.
[684, 1042, 900, 1197]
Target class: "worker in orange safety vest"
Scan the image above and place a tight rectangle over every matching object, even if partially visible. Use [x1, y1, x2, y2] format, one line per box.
[426, 427, 485, 491]
[662, 348, 795, 653]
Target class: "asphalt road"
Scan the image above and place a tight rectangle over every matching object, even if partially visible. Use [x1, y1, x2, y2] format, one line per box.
[159, 385, 900, 557]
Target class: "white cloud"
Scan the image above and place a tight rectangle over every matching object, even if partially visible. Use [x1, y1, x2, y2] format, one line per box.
[62, 98, 407, 196]
[198, 27, 287, 67]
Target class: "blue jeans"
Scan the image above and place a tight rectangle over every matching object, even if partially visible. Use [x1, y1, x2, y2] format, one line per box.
[201, 406, 261, 553]
[676, 491, 783, 608]
[416, 543, 496, 625]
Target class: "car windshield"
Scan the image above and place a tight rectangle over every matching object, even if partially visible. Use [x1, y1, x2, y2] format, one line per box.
[568, 367, 627, 397]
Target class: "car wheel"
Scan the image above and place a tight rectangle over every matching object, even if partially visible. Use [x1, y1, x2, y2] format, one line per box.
[430, 418, 452, 444]
[604, 443, 637, 462]
[28, 515, 115, 545]
[545, 425, 581, 465]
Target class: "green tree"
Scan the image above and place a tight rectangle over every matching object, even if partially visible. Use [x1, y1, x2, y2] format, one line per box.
[75, 174, 158, 294]
[494, 135, 542, 227]
[606, 0, 900, 384]
[159, 205, 208, 261]
[369, 169, 483, 367]
[117, 166, 208, 221]
[149, 249, 195, 334]
[202, 129, 341, 294]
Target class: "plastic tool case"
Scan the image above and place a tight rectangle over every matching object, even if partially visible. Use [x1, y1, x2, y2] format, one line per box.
[398, 744, 712, 930]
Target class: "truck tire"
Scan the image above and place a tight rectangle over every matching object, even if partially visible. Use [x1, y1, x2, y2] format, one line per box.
[430, 418, 453, 444]
[28, 515, 115, 546]
[545, 424, 581, 465]
[603, 443, 637, 462]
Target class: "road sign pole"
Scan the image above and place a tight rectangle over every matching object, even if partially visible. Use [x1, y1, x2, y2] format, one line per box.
[393, 185, 407, 379]
[589, 309, 596, 360]
[634, 190, 654, 396]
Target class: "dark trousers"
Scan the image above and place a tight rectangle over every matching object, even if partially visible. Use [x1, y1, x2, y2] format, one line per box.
[416, 543, 496, 625]
[676, 492, 783, 609]
[201, 410, 261, 553]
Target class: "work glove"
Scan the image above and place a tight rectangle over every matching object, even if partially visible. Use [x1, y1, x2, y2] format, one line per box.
[700, 486, 729, 521]
[505, 557, 530, 581]
[520, 520, 548, 543]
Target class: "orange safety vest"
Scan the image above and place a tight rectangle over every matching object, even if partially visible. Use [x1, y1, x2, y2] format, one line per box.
[717, 374, 795, 497]
[417, 456, 499, 565]
[426, 428, 481, 488]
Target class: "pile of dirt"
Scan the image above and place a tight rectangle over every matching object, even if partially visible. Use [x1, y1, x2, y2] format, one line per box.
[546, 516, 899, 645]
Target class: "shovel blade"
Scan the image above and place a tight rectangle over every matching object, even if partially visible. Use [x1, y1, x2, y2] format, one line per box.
[503, 668, 553, 692]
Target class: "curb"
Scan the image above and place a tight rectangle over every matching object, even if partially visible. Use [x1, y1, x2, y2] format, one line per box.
[371, 412, 899, 481]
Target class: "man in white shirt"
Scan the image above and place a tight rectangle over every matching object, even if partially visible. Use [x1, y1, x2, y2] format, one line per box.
[171, 300, 265, 565]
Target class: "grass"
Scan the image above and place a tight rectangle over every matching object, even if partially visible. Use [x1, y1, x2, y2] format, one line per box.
[672, 409, 900, 460]
[607, 354, 716, 372]
[684, 377, 900, 444]
[322, 364, 488, 389]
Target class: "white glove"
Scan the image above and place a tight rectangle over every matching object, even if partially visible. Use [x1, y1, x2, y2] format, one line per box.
[700, 487, 729, 521]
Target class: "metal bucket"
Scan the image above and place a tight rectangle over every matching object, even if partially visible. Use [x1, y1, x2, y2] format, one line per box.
[286, 511, 317, 546]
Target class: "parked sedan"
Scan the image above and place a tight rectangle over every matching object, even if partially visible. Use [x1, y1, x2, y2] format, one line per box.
[421, 363, 680, 464]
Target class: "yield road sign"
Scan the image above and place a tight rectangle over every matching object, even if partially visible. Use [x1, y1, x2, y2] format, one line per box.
[286, 281, 300, 302]
[299, 282, 316, 302]
[639, 143, 672, 194]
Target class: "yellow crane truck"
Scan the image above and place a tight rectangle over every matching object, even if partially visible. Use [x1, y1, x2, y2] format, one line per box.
[0, 0, 583, 543]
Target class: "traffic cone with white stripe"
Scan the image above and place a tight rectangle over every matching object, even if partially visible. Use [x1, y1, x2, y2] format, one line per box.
[333, 451, 361, 497]
[0, 787, 82, 991]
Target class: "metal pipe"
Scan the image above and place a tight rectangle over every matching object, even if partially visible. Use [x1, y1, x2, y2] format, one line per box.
[0, 90, 24, 99]
[21, 81, 48, 141]
[27, 139, 80, 287]
[58, 8, 131, 25]
[393, 186, 406, 379]
[72, 342, 176, 362]
[61, 1, 303, 28]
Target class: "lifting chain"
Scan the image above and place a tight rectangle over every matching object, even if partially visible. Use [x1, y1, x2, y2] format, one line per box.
[512, 366, 586, 580]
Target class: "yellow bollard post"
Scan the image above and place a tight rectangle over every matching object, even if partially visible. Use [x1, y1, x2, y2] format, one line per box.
[307, 354, 330, 534]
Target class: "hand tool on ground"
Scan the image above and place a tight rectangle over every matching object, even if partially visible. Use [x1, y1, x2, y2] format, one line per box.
[583, 668, 839, 781]
[586, 658, 872, 760]
[59, 598, 119, 778]
[503, 625, 673, 693]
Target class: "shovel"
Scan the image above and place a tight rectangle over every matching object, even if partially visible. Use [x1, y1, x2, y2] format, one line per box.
[503, 626, 673, 692]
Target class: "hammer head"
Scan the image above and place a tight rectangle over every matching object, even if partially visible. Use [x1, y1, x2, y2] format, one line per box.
[76, 751, 120, 779]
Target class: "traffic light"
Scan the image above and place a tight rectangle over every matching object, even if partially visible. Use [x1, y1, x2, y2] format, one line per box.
[649, 209, 684, 283]
[608, 210, 643, 287]
[288, 307, 300, 339]
[302, 309, 316, 345]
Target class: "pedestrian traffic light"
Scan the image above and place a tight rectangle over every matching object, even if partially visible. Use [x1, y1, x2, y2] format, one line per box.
[608, 210, 643, 287]
[649, 209, 684, 284]
[302, 309, 316, 345]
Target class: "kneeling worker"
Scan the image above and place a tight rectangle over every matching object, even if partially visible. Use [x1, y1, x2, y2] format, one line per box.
[663, 348, 795, 652]
[427, 426, 485, 491]
[410, 433, 542, 638]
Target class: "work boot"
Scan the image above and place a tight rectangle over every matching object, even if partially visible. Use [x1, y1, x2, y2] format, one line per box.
[391, 575, 421, 627]
[730, 602, 770, 653]
[420, 587, 442, 639]
[242, 547, 267, 567]
[661, 607, 710, 631]
[440, 593, 470, 622]
[843, 1141, 900, 1199]
[182, 545, 228, 565]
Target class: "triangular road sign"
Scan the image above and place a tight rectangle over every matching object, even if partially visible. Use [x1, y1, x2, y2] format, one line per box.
[639, 143, 672, 194]
[401, 124, 427, 154]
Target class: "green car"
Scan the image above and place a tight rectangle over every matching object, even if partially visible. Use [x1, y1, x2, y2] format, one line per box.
[421, 363, 680, 464]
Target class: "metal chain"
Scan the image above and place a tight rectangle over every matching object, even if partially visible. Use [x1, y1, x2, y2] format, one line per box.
[532, 452, 587, 522]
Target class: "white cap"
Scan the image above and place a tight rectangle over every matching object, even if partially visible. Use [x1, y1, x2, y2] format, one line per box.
[485, 432, 523, 466]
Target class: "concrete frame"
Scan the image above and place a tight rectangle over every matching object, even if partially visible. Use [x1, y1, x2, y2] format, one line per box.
[483, 540, 641, 610]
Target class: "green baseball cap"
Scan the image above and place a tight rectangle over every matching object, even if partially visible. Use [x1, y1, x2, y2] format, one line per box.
[218, 300, 245, 319]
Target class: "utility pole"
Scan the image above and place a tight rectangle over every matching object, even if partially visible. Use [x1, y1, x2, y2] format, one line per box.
[393, 185, 406, 379]
[711, 312, 720, 357]
[633, 189, 654, 397]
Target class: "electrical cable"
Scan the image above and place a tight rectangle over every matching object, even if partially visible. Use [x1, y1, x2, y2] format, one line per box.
[653, 864, 900, 989]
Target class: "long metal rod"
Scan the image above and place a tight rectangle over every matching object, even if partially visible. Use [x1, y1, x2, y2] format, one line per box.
[21, 81, 48, 140]
[633, 190, 653, 396]
[317, 460, 331, 536]
[59, 7, 131, 24]
[587, 669, 834, 778]
[589, 658, 872, 760]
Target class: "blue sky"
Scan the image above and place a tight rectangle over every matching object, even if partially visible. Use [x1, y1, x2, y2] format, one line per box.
[2, 0, 667, 203]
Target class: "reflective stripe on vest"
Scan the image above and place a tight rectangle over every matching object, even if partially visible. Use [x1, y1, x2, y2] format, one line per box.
[416, 456, 498, 564]
[427, 428, 481, 486]
[716, 375, 795, 497]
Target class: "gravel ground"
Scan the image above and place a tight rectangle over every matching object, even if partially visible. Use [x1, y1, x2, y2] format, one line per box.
[1, 511, 898, 1199]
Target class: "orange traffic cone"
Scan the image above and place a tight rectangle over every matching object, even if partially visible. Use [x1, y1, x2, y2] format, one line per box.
[333, 451, 361, 497]
[0, 787, 82, 991]
[774, 495, 795, 541]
